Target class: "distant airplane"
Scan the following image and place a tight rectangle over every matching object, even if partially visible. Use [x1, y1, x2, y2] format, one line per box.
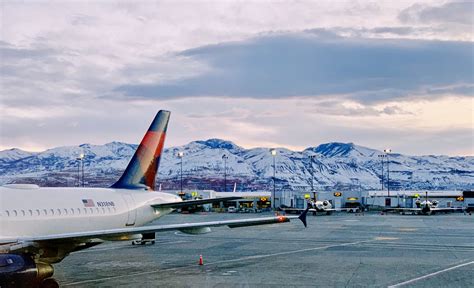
[282, 200, 354, 215]
[0, 110, 308, 288]
[384, 192, 464, 215]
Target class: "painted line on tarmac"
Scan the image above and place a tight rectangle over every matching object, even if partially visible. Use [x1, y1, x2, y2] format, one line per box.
[360, 244, 474, 253]
[62, 239, 373, 286]
[205, 239, 375, 266]
[388, 260, 474, 288]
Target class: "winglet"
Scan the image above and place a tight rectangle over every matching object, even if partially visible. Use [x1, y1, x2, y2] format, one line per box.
[298, 205, 310, 228]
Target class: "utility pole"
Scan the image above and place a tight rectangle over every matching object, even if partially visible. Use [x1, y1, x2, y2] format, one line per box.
[384, 149, 392, 197]
[82, 158, 84, 187]
[76, 153, 84, 187]
[309, 155, 316, 201]
[270, 149, 277, 210]
[222, 154, 228, 192]
[77, 158, 80, 187]
[178, 152, 184, 193]
[378, 154, 385, 190]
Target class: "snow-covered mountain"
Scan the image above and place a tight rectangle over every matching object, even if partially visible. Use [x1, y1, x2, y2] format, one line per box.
[1, 139, 473, 191]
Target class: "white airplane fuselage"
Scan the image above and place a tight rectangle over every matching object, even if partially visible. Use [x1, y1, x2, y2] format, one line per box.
[314, 200, 332, 211]
[0, 110, 307, 287]
[0, 184, 180, 239]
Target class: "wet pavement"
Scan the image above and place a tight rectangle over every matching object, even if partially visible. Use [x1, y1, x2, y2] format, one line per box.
[54, 212, 474, 287]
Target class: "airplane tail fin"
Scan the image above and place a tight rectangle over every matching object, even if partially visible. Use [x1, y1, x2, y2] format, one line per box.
[112, 110, 171, 191]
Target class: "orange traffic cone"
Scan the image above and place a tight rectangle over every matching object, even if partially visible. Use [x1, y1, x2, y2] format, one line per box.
[199, 255, 203, 265]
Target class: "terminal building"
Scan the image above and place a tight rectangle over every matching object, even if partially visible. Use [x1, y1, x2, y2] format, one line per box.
[167, 189, 473, 212]
[277, 190, 470, 210]
[173, 190, 271, 212]
[366, 190, 465, 209]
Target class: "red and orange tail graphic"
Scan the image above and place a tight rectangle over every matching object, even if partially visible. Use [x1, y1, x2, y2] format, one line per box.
[112, 110, 170, 191]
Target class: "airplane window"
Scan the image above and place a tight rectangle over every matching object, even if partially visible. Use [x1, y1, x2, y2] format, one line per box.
[102, 208, 106, 214]
[36, 209, 40, 216]
[28, 210, 33, 216]
[57, 209, 61, 215]
[90, 208, 94, 214]
[43, 209, 47, 216]
[113, 207, 116, 213]
[96, 208, 100, 214]
[77, 208, 81, 214]
[13, 210, 18, 217]
[5, 210, 10, 217]
[84, 208, 87, 214]
[107, 207, 111, 213]
[21, 210, 26, 216]
[64, 209, 68, 215]
[50, 209, 55, 215]
[71, 208, 75, 215]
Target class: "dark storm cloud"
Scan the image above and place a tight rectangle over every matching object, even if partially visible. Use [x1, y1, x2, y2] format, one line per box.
[116, 32, 473, 103]
[399, 1, 474, 25]
[369, 27, 414, 35]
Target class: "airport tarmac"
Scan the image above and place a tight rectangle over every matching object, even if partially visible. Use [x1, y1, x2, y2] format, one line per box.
[55, 212, 474, 287]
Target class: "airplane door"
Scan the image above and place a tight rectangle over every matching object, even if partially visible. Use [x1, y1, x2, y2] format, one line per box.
[122, 194, 137, 226]
[334, 198, 342, 211]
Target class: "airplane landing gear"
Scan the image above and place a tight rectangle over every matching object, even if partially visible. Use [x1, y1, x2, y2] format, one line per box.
[132, 240, 156, 245]
[132, 232, 156, 245]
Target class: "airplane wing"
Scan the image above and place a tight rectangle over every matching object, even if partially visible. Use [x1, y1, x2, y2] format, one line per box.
[151, 197, 241, 209]
[280, 207, 310, 213]
[383, 208, 422, 214]
[282, 207, 354, 213]
[323, 208, 357, 212]
[431, 207, 465, 212]
[385, 208, 420, 211]
[0, 210, 309, 252]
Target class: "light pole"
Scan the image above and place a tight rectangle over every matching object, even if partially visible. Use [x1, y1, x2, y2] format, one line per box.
[177, 152, 184, 193]
[309, 155, 316, 199]
[270, 149, 277, 210]
[222, 154, 228, 192]
[378, 154, 385, 190]
[384, 149, 392, 197]
[76, 153, 84, 187]
[82, 156, 84, 187]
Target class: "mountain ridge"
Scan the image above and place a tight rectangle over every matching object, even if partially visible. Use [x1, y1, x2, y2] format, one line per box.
[1, 139, 473, 191]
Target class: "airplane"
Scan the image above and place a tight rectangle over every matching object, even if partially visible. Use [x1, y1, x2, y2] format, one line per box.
[0, 110, 309, 288]
[383, 192, 465, 215]
[282, 200, 356, 215]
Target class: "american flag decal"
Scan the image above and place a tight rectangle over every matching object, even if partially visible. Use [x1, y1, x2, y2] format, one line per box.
[82, 199, 95, 207]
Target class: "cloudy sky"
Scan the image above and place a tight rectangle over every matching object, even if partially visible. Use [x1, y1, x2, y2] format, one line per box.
[1, 0, 473, 156]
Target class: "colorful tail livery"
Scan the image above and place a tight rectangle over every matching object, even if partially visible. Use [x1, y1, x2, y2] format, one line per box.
[112, 110, 170, 190]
